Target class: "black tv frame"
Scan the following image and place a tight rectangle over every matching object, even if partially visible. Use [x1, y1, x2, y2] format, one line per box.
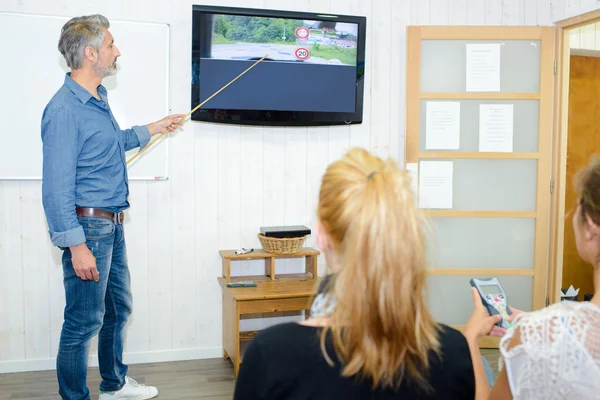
[191, 5, 366, 126]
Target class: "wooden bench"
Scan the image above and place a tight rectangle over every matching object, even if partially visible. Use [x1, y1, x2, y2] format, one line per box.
[218, 247, 321, 377]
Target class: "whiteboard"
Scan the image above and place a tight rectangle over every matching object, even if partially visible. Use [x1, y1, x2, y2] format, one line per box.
[0, 13, 170, 180]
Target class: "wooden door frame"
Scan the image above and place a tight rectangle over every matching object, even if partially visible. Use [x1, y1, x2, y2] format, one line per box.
[406, 27, 554, 346]
[548, 9, 600, 304]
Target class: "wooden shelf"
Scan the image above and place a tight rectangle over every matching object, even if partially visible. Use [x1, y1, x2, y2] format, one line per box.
[219, 247, 320, 260]
[219, 247, 320, 282]
[227, 273, 315, 284]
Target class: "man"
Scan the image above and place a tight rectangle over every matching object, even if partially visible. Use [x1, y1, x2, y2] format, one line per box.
[41, 14, 183, 399]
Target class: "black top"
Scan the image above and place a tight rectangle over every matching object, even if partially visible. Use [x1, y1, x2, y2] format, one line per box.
[233, 323, 475, 400]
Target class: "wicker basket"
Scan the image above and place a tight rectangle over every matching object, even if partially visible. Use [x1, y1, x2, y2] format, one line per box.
[258, 234, 306, 255]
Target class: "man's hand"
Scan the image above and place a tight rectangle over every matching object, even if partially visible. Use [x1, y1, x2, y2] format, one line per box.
[147, 114, 185, 136]
[70, 243, 99, 282]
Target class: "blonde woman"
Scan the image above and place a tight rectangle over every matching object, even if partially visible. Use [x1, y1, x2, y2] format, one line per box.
[465, 157, 600, 399]
[233, 148, 475, 399]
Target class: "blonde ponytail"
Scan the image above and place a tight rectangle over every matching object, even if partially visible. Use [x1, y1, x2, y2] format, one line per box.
[317, 148, 439, 390]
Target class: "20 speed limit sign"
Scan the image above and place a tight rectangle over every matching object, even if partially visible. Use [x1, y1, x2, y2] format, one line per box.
[295, 47, 310, 60]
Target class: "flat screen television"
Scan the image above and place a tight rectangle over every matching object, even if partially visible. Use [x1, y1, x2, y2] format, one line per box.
[191, 5, 366, 126]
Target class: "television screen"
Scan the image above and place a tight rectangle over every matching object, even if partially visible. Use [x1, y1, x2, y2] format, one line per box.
[191, 5, 366, 126]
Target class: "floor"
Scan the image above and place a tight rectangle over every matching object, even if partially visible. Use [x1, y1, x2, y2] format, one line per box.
[0, 351, 500, 399]
[0, 358, 236, 400]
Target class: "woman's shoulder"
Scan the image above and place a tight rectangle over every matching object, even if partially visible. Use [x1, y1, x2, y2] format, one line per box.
[501, 301, 600, 351]
[511, 301, 600, 329]
[434, 325, 473, 367]
[250, 322, 321, 353]
[436, 324, 470, 348]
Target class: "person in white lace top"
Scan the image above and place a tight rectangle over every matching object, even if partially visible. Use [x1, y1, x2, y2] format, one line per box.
[464, 157, 600, 400]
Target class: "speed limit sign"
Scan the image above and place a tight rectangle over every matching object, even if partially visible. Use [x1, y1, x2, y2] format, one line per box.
[295, 27, 310, 39]
[295, 47, 310, 60]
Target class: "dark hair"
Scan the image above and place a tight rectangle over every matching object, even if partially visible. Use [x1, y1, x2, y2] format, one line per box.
[575, 156, 600, 224]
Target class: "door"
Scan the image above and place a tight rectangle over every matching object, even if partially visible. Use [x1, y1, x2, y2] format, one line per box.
[560, 54, 600, 298]
[405, 26, 555, 346]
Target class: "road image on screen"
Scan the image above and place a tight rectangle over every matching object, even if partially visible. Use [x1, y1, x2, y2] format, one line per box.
[195, 13, 359, 114]
[210, 15, 358, 66]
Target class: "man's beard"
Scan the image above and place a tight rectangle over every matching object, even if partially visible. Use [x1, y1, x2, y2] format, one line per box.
[94, 56, 117, 78]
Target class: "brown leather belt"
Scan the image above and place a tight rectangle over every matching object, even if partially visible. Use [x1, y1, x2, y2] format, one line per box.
[76, 207, 125, 224]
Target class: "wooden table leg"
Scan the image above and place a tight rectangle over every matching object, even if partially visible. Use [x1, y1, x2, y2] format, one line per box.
[222, 291, 237, 369]
[234, 303, 241, 378]
[306, 254, 318, 278]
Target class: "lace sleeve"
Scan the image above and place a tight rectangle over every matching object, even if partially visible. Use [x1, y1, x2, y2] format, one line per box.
[498, 302, 600, 400]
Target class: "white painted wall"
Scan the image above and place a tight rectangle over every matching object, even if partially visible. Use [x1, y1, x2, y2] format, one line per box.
[570, 20, 600, 49]
[0, 0, 597, 373]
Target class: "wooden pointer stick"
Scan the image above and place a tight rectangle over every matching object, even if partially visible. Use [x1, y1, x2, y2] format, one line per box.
[126, 54, 269, 166]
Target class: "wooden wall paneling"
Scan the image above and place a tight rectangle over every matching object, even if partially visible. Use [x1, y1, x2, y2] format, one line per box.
[348, 0, 371, 152]
[169, 0, 197, 351]
[147, 179, 173, 350]
[329, 0, 352, 158]
[430, 0, 450, 24]
[0, 182, 25, 361]
[124, 183, 150, 354]
[525, 0, 539, 25]
[485, 0, 504, 24]
[566, 0, 583, 19]
[194, 123, 220, 346]
[449, 0, 469, 24]
[20, 183, 51, 360]
[467, 0, 486, 24]
[411, 0, 430, 25]
[369, 0, 392, 159]
[48, 245, 64, 358]
[503, 0, 527, 25]
[391, 0, 411, 165]
[539, 0, 554, 25]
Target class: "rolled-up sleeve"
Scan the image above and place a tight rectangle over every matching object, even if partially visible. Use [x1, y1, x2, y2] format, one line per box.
[122, 125, 151, 151]
[41, 106, 85, 248]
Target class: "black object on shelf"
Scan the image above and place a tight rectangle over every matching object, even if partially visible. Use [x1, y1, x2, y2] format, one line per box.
[584, 293, 593, 302]
[260, 225, 311, 238]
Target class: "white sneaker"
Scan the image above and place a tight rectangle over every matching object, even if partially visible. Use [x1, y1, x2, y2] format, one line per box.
[99, 376, 158, 399]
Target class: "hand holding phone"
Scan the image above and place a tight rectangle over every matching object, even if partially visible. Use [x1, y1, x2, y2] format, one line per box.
[470, 277, 512, 329]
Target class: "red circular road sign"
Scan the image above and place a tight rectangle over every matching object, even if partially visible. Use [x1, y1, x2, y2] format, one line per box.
[295, 27, 310, 39]
[294, 47, 310, 60]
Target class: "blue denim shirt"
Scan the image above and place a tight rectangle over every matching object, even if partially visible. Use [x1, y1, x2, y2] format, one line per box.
[41, 73, 151, 248]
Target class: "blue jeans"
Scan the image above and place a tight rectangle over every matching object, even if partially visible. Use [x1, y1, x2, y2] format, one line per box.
[482, 355, 496, 387]
[57, 216, 132, 400]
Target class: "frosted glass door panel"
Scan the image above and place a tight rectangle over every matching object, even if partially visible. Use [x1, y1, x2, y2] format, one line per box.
[419, 100, 539, 152]
[427, 218, 535, 269]
[427, 276, 532, 325]
[420, 159, 537, 211]
[420, 40, 541, 92]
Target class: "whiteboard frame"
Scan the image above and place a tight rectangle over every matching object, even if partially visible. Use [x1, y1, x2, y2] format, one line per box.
[0, 13, 171, 181]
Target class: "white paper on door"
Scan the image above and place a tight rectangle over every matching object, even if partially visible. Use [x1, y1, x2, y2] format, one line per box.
[466, 43, 501, 92]
[425, 101, 460, 150]
[418, 161, 453, 209]
[479, 104, 514, 152]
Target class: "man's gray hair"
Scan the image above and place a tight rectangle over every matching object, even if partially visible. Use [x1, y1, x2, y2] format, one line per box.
[58, 14, 110, 69]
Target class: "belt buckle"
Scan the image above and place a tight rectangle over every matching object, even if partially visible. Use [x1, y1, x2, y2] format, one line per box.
[115, 211, 124, 224]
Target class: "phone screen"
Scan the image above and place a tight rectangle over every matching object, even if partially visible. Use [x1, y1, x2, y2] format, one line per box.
[480, 284, 501, 296]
